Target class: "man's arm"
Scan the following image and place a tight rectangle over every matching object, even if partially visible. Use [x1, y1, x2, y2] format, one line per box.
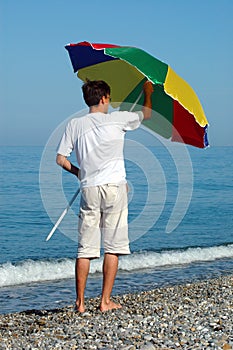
[56, 154, 80, 178]
[142, 81, 154, 120]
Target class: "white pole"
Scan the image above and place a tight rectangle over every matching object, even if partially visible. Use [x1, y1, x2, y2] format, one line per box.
[46, 188, 80, 241]
[129, 89, 143, 112]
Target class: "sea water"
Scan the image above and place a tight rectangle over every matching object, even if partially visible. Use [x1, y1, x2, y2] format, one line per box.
[0, 142, 233, 314]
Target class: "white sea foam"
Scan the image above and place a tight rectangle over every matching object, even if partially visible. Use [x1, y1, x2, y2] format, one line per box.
[119, 244, 233, 272]
[0, 259, 74, 288]
[0, 245, 232, 287]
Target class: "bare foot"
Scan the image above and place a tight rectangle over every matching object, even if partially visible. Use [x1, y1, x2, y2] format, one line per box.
[100, 300, 122, 312]
[75, 300, 85, 313]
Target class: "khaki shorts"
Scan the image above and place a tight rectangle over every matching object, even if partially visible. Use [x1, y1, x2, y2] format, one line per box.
[77, 184, 130, 258]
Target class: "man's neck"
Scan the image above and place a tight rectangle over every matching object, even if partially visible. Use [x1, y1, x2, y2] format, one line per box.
[89, 105, 107, 114]
[89, 98, 109, 114]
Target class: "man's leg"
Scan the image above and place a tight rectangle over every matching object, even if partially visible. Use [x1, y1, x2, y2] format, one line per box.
[100, 253, 122, 312]
[76, 187, 101, 312]
[75, 257, 90, 312]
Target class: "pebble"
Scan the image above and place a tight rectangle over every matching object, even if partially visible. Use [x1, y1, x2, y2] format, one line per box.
[0, 275, 232, 349]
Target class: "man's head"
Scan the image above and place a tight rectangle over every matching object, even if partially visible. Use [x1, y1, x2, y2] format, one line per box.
[82, 80, 111, 107]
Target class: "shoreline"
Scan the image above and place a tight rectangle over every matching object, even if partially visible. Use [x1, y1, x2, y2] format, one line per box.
[0, 274, 232, 349]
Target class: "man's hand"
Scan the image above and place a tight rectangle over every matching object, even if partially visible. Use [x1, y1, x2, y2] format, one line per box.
[143, 81, 154, 96]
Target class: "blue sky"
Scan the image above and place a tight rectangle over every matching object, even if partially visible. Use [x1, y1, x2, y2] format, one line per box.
[1, 0, 233, 146]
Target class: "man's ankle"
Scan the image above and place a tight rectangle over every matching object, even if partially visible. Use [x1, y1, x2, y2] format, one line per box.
[76, 299, 85, 313]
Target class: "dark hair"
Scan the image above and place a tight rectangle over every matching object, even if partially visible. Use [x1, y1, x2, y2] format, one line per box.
[82, 80, 111, 107]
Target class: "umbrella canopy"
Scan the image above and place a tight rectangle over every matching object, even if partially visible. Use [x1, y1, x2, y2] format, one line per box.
[65, 41, 209, 148]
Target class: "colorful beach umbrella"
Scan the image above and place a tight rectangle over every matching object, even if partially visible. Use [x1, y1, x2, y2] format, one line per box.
[65, 41, 209, 148]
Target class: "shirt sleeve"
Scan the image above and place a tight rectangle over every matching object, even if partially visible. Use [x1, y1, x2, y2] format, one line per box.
[56, 121, 74, 157]
[123, 111, 143, 131]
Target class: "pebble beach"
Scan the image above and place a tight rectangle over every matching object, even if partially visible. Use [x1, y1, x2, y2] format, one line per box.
[0, 275, 232, 350]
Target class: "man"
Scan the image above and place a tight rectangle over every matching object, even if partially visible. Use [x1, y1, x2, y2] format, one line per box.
[56, 80, 153, 312]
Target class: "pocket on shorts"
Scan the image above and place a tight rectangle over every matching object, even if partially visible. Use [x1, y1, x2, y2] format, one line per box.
[105, 184, 119, 205]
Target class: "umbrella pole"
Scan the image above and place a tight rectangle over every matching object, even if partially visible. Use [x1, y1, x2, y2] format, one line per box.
[129, 90, 143, 112]
[46, 188, 80, 241]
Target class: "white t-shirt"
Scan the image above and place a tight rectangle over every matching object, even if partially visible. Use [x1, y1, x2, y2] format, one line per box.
[57, 111, 143, 188]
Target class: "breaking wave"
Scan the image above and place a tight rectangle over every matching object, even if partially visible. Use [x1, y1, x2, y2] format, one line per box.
[0, 244, 232, 287]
